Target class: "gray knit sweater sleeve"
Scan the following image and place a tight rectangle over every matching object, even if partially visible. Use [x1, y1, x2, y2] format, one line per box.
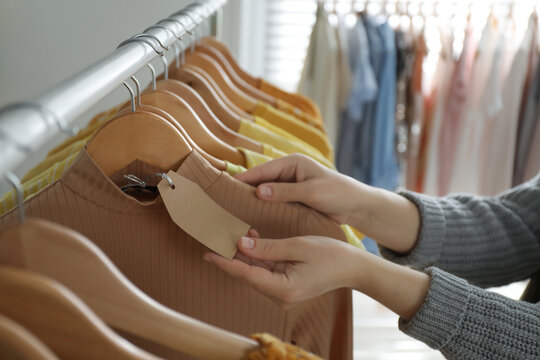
[378, 174, 540, 359]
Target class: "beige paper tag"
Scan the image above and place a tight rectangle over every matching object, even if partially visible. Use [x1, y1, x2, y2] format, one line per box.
[158, 171, 250, 260]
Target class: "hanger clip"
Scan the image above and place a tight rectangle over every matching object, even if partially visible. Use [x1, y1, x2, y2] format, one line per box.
[121, 173, 174, 194]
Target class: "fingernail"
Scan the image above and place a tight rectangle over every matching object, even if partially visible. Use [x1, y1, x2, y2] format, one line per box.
[203, 254, 212, 263]
[259, 185, 272, 198]
[242, 236, 255, 249]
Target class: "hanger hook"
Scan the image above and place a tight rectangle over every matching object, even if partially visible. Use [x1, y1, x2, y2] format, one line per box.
[161, 17, 193, 35]
[117, 36, 164, 56]
[123, 82, 136, 112]
[131, 34, 169, 51]
[144, 24, 182, 41]
[162, 55, 169, 80]
[129, 76, 141, 107]
[173, 42, 181, 68]
[0, 102, 78, 136]
[5, 171, 25, 223]
[147, 64, 157, 91]
[172, 10, 199, 49]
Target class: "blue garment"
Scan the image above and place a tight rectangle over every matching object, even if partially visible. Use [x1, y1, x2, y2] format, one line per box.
[336, 18, 378, 177]
[368, 20, 399, 191]
[337, 16, 399, 255]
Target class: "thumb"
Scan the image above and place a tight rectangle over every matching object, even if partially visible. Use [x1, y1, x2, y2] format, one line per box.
[238, 236, 304, 262]
[257, 182, 309, 203]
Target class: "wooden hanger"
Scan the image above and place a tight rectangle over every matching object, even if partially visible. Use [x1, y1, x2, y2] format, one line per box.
[194, 44, 279, 106]
[183, 51, 258, 113]
[117, 102, 227, 171]
[169, 65, 252, 124]
[155, 79, 263, 152]
[184, 64, 250, 118]
[136, 90, 246, 166]
[0, 219, 259, 359]
[0, 267, 160, 360]
[0, 313, 59, 360]
[87, 110, 192, 177]
[200, 37, 259, 88]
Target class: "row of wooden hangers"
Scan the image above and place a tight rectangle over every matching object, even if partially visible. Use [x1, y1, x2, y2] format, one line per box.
[90, 14, 289, 178]
[0, 8, 298, 358]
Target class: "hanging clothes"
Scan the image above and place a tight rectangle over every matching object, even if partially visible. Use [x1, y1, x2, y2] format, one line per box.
[0, 148, 353, 360]
[481, 18, 536, 195]
[336, 16, 378, 178]
[448, 18, 499, 194]
[298, 3, 342, 148]
[437, 22, 477, 195]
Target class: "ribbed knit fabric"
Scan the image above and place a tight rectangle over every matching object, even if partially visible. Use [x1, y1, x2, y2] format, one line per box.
[380, 173, 540, 359]
[0, 149, 352, 360]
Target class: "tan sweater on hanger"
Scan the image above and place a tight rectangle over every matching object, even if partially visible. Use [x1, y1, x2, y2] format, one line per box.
[0, 149, 352, 360]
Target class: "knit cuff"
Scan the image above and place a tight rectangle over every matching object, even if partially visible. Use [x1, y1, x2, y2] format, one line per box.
[379, 190, 446, 268]
[398, 267, 471, 350]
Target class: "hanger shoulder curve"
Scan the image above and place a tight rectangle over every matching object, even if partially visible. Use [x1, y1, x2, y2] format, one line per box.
[0, 266, 159, 360]
[139, 89, 246, 166]
[184, 51, 257, 113]
[155, 79, 263, 153]
[169, 65, 249, 124]
[0, 219, 259, 359]
[200, 37, 259, 88]
[128, 102, 227, 171]
[86, 110, 192, 176]
[194, 44, 278, 106]
[0, 313, 59, 360]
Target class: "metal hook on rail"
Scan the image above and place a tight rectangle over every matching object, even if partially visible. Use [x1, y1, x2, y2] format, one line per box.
[117, 35, 164, 56]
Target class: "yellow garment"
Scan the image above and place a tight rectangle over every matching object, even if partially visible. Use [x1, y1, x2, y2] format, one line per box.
[244, 333, 323, 360]
[257, 78, 322, 122]
[250, 117, 335, 169]
[225, 161, 248, 176]
[275, 99, 325, 132]
[23, 137, 89, 182]
[252, 102, 334, 162]
[262, 144, 287, 160]
[237, 148, 274, 169]
[0, 151, 79, 216]
[225, 152, 364, 249]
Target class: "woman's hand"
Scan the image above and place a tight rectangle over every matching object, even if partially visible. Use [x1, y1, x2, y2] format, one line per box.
[204, 234, 363, 308]
[234, 154, 421, 254]
[234, 154, 371, 227]
[204, 235, 431, 321]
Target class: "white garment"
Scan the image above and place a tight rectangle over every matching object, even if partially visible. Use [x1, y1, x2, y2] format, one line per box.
[480, 18, 535, 195]
[298, 5, 341, 147]
[423, 32, 454, 196]
[449, 19, 499, 194]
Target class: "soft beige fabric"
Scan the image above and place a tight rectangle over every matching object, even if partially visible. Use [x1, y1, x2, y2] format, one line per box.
[0, 149, 352, 360]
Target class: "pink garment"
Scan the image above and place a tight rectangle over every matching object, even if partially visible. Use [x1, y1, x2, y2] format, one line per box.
[449, 19, 499, 194]
[423, 34, 455, 196]
[480, 19, 536, 195]
[437, 23, 477, 196]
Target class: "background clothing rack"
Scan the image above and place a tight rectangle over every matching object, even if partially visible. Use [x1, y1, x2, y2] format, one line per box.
[0, 0, 226, 180]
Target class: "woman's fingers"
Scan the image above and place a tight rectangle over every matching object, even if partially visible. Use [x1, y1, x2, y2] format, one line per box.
[203, 252, 292, 301]
[234, 154, 319, 186]
[237, 236, 305, 262]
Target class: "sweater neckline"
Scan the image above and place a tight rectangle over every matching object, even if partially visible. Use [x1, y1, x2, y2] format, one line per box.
[60, 148, 224, 214]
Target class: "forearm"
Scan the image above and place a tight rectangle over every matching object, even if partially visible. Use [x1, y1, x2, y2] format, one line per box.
[346, 249, 430, 321]
[349, 185, 420, 254]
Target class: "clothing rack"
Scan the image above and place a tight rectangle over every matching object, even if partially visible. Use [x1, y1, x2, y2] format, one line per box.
[0, 0, 226, 181]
